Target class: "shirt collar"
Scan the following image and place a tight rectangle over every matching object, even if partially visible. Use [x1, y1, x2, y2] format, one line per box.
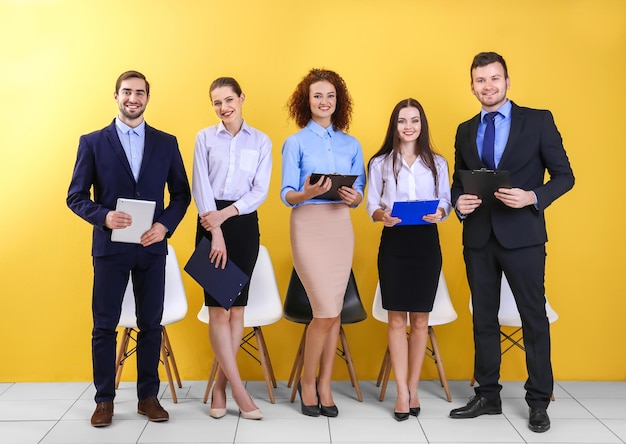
[481, 99, 511, 121]
[306, 119, 335, 138]
[216, 120, 251, 136]
[115, 117, 145, 136]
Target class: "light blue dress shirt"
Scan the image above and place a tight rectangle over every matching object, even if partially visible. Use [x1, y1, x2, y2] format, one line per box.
[476, 99, 511, 168]
[115, 117, 145, 181]
[281, 120, 366, 207]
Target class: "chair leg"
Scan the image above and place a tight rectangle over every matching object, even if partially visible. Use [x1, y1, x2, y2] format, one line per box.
[378, 347, 392, 402]
[162, 327, 182, 388]
[253, 326, 276, 404]
[338, 326, 363, 402]
[115, 328, 133, 389]
[289, 326, 308, 402]
[159, 329, 177, 403]
[427, 326, 452, 402]
[376, 347, 389, 387]
[203, 359, 219, 404]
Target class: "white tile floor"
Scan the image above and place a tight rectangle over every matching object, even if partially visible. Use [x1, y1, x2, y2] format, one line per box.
[0, 380, 624, 444]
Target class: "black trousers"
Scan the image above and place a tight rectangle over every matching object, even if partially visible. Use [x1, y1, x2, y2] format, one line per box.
[464, 234, 552, 409]
[92, 248, 166, 402]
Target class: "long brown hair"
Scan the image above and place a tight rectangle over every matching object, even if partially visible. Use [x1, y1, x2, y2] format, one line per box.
[368, 98, 440, 196]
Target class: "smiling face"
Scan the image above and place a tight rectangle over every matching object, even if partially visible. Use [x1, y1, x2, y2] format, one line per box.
[471, 61, 510, 111]
[308, 80, 336, 128]
[396, 106, 422, 145]
[210, 86, 245, 132]
[114, 77, 149, 127]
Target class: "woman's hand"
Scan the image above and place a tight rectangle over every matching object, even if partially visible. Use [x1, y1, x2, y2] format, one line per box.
[208, 228, 228, 269]
[422, 207, 446, 224]
[380, 210, 401, 227]
[337, 186, 362, 207]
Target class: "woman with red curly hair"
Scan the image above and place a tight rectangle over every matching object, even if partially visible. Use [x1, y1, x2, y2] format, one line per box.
[281, 69, 366, 418]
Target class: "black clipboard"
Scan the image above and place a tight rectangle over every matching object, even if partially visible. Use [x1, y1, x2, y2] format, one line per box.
[310, 173, 358, 200]
[390, 200, 440, 226]
[184, 237, 250, 310]
[459, 169, 511, 205]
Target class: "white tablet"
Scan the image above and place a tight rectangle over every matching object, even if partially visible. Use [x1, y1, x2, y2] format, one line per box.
[111, 198, 156, 244]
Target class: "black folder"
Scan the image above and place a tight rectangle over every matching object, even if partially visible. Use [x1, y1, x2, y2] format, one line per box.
[459, 169, 511, 206]
[184, 237, 250, 310]
[310, 173, 358, 201]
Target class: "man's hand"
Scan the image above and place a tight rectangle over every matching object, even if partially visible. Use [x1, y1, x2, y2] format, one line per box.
[140, 222, 167, 247]
[456, 194, 483, 216]
[494, 188, 535, 208]
[104, 211, 132, 230]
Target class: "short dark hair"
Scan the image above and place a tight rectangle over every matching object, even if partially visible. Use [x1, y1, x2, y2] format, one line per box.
[209, 77, 243, 98]
[115, 70, 150, 95]
[470, 52, 508, 80]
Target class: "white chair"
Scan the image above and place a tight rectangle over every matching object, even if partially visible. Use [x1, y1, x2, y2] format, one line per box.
[197, 245, 282, 403]
[373, 271, 457, 402]
[469, 274, 558, 393]
[114, 244, 187, 403]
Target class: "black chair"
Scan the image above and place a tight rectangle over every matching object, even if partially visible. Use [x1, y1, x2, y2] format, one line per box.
[284, 268, 367, 402]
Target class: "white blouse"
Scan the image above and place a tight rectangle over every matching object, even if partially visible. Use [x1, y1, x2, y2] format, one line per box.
[366, 152, 452, 220]
[192, 121, 272, 216]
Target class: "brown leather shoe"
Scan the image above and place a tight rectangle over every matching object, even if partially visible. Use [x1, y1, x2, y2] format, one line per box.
[91, 401, 114, 427]
[138, 396, 169, 422]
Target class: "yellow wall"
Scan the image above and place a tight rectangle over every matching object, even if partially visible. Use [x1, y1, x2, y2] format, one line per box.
[1, 0, 624, 383]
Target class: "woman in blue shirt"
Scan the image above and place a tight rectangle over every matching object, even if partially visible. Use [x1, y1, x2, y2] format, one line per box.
[281, 69, 366, 417]
[366, 98, 451, 421]
[193, 77, 272, 420]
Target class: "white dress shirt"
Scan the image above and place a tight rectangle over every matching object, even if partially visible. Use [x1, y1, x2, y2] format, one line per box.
[366, 152, 452, 220]
[192, 121, 272, 215]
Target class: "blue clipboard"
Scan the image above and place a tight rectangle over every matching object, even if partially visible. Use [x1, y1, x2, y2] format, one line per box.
[184, 237, 250, 309]
[390, 200, 439, 226]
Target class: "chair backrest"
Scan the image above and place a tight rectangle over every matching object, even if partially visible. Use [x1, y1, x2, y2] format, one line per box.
[283, 268, 367, 324]
[469, 274, 559, 327]
[372, 271, 457, 326]
[197, 245, 283, 327]
[119, 244, 188, 328]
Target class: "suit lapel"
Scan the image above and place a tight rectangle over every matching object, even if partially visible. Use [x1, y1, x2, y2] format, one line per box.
[105, 120, 135, 182]
[498, 102, 523, 169]
[467, 114, 483, 167]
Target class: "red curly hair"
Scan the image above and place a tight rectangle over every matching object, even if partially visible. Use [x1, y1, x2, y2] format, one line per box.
[287, 68, 353, 131]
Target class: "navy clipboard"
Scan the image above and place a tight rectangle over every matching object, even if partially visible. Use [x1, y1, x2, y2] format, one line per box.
[459, 169, 511, 205]
[391, 200, 439, 226]
[184, 237, 249, 310]
[310, 173, 358, 200]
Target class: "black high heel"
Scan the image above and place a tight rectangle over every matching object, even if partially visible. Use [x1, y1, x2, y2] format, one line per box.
[316, 390, 338, 417]
[409, 407, 421, 417]
[394, 411, 410, 421]
[297, 382, 320, 417]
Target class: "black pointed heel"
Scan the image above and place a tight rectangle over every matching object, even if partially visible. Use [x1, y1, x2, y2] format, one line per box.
[297, 382, 320, 417]
[409, 407, 421, 417]
[394, 411, 410, 421]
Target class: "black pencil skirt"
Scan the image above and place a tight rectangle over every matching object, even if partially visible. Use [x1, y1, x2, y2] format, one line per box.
[377, 224, 442, 312]
[195, 200, 259, 308]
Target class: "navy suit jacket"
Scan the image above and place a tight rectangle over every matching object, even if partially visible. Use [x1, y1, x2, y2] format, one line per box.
[67, 119, 191, 256]
[451, 102, 574, 250]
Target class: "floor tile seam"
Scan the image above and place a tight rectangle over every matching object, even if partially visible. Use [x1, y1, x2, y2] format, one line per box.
[597, 418, 626, 444]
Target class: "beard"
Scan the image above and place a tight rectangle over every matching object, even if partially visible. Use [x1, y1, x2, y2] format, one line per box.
[119, 104, 145, 121]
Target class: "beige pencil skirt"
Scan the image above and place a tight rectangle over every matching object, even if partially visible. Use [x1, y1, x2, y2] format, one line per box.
[290, 203, 354, 318]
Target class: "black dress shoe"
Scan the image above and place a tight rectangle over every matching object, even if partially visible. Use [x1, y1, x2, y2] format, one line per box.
[297, 382, 320, 417]
[528, 407, 550, 432]
[320, 403, 339, 417]
[449, 396, 502, 418]
[409, 407, 421, 417]
[394, 411, 410, 421]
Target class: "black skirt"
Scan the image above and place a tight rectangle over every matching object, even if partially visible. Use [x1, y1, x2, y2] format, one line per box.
[377, 224, 442, 312]
[195, 200, 260, 307]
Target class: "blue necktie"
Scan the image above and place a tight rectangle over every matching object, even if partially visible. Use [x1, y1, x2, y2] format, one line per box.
[482, 112, 498, 170]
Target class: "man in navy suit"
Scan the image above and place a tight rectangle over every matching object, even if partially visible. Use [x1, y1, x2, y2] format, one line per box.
[67, 71, 190, 427]
[449, 53, 574, 433]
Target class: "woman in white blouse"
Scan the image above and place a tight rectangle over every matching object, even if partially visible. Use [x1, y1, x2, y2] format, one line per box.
[192, 77, 272, 420]
[366, 98, 451, 421]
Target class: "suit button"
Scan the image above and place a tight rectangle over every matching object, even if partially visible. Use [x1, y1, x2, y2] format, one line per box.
[136, 192, 141, 197]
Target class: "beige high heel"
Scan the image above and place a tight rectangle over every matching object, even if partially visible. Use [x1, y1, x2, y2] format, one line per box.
[239, 408, 263, 420]
[210, 408, 227, 419]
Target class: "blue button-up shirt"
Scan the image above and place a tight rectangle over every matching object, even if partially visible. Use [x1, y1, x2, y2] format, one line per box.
[115, 117, 145, 181]
[281, 120, 366, 207]
[476, 99, 512, 168]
